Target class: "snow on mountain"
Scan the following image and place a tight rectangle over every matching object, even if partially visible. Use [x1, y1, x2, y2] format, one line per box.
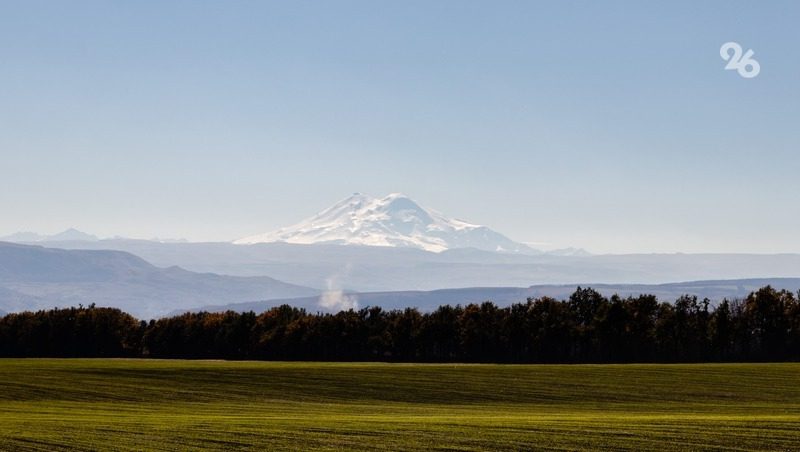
[234, 193, 535, 253]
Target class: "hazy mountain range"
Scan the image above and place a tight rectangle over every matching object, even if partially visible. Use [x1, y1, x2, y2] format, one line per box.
[4, 239, 799, 319]
[0, 228, 100, 243]
[3, 194, 587, 255]
[21, 238, 800, 292]
[188, 278, 800, 314]
[0, 242, 317, 318]
[4, 236, 800, 317]
[3, 194, 800, 317]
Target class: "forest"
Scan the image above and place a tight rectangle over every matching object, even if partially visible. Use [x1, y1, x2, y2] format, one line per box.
[1, 286, 799, 363]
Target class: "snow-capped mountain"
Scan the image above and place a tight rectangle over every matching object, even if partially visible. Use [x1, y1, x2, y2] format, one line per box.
[234, 193, 535, 253]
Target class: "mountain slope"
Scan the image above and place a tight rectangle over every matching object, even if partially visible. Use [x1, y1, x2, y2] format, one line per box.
[0, 242, 318, 318]
[235, 193, 534, 253]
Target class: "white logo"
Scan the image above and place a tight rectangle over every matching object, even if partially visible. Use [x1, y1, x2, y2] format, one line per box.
[720, 42, 760, 79]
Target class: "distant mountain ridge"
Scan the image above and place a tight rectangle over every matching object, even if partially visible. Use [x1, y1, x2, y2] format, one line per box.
[235, 193, 536, 253]
[0, 242, 318, 318]
[190, 278, 800, 314]
[16, 239, 800, 295]
[0, 228, 99, 243]
[4, 240, 800, 319]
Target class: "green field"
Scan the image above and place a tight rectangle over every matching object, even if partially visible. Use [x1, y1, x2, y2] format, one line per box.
[0, 360, 799, 451]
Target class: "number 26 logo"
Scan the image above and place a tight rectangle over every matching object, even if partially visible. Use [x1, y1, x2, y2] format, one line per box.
[720, 42, 760, 79]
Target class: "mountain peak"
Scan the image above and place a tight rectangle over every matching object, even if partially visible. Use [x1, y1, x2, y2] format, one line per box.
[384, 192, 410, 200]
[234, 193, 534, 254]
[49, 228, 99, 242]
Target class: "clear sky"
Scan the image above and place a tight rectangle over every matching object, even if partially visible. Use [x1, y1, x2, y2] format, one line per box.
[1, 1, 798, 253]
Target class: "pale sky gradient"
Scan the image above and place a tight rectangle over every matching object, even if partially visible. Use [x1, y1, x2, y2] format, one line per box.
[1, 1, 798, 253]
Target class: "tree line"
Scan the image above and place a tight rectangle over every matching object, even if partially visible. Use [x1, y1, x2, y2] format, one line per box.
[1, 286, 799, 362]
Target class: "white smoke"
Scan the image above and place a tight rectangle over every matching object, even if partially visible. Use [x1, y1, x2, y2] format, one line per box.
[318, 288, 359, 311]
[318, 265, 358, 311]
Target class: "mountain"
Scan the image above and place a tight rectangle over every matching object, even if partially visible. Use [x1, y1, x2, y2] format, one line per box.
[234, 193, 535, 253]
[191, 278, 800, 314]
[45, 228, 99, 242]
[0, 242, 319, 318]
[26, 239, 800, 295]
[0, 228, 99, 242]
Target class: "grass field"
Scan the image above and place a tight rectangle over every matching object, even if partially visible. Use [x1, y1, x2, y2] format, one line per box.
[0, 360, 799, 451]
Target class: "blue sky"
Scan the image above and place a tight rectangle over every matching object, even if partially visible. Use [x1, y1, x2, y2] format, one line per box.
[1, 1, 798, 253]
